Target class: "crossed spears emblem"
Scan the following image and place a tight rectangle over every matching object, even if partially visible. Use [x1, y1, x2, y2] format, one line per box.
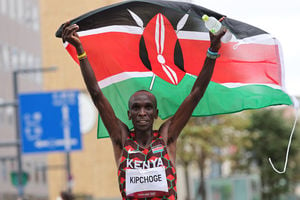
[128, 9, 189, 90]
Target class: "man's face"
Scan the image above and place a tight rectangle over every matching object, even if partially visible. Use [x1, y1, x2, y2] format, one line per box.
[128, 92, 158, 132]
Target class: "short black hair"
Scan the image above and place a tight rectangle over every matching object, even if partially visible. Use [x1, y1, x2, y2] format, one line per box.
[128, 90, 157, 109]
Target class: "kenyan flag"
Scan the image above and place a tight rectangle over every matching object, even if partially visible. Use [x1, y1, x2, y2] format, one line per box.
[56, 0, 293, 138]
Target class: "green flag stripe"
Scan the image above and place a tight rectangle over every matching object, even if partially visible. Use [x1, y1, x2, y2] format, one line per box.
[98, 75, 292, 138]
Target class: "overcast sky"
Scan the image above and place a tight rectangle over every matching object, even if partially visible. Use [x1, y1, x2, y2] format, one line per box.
[189, 0, 300, 97]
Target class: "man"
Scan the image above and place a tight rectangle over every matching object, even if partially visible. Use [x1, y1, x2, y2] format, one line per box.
[62, 21, 225, 199]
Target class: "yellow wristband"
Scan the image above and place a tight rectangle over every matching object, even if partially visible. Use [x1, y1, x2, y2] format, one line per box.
[77, 51, 87, 60]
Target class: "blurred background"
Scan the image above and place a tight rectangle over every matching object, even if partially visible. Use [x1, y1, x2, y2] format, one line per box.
[0, 0, 299, 200]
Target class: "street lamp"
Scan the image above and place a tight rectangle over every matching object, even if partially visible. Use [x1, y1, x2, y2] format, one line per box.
[13, 66, 57, 199]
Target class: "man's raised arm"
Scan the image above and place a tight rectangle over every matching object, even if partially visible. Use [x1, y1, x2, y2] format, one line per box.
[61, 22, 127, 146]
[162, 30, 226, 144]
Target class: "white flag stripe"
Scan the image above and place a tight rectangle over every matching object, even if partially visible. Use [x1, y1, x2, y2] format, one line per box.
[63, 41, 69, 48]
[164, 64, 178, 84]
[77, 25, 143, 37]
[222, 82, 282, 90]
[98, 71, 153, 88]
[162, 65, 176, 84]
[97, 71, 283, 90]
[74, 25, 277, 46]
[232, 34, 276, 49]
[155, 16, 160, 53]
[160, 14, 165, 54]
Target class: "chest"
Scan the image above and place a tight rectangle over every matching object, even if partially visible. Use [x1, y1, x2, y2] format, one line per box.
[121, 137, 169, 170]
[119, 137, 173, 198]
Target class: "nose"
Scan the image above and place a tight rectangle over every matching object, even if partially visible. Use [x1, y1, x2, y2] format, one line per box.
[138, 107, 147, 116]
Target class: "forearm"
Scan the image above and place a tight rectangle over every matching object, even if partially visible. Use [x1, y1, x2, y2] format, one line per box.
[76, 46, 102, 99]
[77, 47, 121, 132]
[189, 30, 224, 98]
[166, 56, 217, 139]
[190, 56, 216, 101]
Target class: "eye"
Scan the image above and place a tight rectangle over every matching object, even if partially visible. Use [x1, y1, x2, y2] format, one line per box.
[145, 104, 153, 110]
[131, 104, 139, 111]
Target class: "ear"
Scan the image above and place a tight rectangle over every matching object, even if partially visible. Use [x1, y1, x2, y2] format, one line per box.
[128, 110, 132, 120]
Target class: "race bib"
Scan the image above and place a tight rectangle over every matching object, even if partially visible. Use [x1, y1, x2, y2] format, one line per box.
[125, 167, 168, 197]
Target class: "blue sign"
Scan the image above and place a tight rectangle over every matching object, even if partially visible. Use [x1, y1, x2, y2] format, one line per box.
[19, 90, 82, 153]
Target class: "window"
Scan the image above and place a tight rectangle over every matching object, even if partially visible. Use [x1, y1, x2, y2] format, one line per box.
[0, 98, 4, 124]
[24, 1, 32, 26]
[2, 45, 10, 70]
[0, 0, 8, 15]
[1, 160, 8, 181]
[34, 163, 39, 183]
[8, 0, 16, 20]
[27, 53, 34, 69]
[32, 5, 39, 31]
[41, 166, 47, 184]
[10, 158, 16, 171]
[24, 162, 32, 185]
[19, 50, 26, 69]
[11, 47, 19, 70]
[16, 0, 24, 22]
[34, 57, 42, 83]
[0, 44, 3, 69]
[6, 106, 14, 125]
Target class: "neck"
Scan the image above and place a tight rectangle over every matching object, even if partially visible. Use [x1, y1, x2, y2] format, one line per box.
[134, 129, 153, 147]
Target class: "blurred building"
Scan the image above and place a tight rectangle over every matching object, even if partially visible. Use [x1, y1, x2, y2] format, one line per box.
[39, 0, 121, 200]
[0, 0, 48, 199]
[0, 0, 121, 200]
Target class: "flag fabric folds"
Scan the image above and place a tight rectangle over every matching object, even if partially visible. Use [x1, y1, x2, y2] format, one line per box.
[56, 0, 293, 138]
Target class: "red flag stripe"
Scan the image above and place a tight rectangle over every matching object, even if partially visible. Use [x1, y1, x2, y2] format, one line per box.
[65, 31, 282, 86]
[76, 25, 276, 45]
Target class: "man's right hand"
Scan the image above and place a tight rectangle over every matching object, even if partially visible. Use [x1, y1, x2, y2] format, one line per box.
[61, 21, 83, 53]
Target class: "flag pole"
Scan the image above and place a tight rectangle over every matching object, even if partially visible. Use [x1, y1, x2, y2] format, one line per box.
[149, 74, 156, 90]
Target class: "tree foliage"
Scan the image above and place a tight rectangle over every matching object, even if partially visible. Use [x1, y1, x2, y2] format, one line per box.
[176, 107, 300, 200]
[177, 114, 249, 200]
[243, 108, 300, 200]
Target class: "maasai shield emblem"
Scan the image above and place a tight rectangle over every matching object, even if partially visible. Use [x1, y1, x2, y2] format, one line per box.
[128, 10, 187, 88]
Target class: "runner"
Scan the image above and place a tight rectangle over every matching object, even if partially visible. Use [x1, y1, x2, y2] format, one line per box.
[61, 21, 225, 199]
